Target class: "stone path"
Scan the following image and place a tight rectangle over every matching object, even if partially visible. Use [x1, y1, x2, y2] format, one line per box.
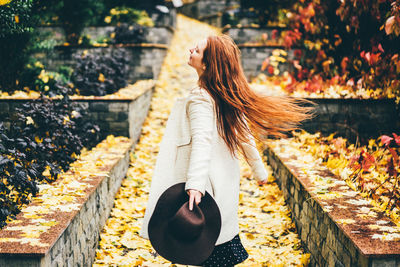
[93, 14, 310, 266]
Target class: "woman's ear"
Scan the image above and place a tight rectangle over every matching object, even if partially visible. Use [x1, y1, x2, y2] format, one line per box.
[202, 65, 206, 70]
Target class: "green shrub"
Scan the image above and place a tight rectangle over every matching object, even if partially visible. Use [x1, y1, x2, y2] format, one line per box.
[0, 0, 33, 37]
[113, 23, 146, 44]
[58, 0, 105, 44]
[104, 6, 154, 26]
[0, 0, 35, 92]
[32, 0, 105, 43]
[0, 92, 100, 228]
[18, 60, 76, 96]
[72, 50, 129, 96]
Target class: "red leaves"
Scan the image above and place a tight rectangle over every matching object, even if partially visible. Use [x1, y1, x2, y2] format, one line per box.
[393, 133, 400, 145]
[261, 58, 269, 71]
[294, 49, 302, 59]
[379, 133, 400, 178]
[341, 57, 349, 73]
[381, 135, 394, 146]
[380, 133, 400, 147]
[362, 151, 376, 171]
[271, 29, 278, 40]
[298, 3, 317, 33]
[349, 150, 376, 171]
[385, 16, 395, 35]
[282, 29, 302, 49]
[378, 43, 385, 53]
[260, 57, 275, 75]
[360, 51, 381, 66]
[267, 65, 275, 75]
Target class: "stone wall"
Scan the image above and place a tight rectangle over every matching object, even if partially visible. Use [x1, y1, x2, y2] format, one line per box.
[37, 25, 174, 45]
[151, 7, 177, 29]
[0, 82, 154, 142]
[200, 13, 223, 27]
[179, 0, 227, 19]
[33, 44, 167, 84]
[0, 137, 133, 267]
[302, 98, 400, 143]
[264, 143, 400, 266]
[222, 26, 286, 44]
[238, 45, 294, 80]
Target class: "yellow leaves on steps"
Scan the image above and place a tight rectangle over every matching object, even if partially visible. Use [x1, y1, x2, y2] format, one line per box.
[94, 14, 309, 266]
[0, 135, 132, 249]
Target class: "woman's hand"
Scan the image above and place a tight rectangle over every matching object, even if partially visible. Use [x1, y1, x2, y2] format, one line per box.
[187, 189, 202, 211]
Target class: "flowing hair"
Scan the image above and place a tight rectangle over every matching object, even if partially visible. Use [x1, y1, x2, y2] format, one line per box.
[198, 35, 315, 160]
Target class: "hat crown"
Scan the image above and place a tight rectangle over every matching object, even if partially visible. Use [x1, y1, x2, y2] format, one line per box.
[168, 201, 205, 241]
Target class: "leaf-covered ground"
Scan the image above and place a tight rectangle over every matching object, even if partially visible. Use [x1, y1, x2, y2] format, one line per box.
[93, 14, 310, 266]
[272, 131, 400, 227]
[250, 73, 398, 100]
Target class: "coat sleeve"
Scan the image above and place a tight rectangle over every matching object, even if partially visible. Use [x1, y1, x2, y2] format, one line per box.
[184, 91, 215, 197]
[241, 132, 269, 183]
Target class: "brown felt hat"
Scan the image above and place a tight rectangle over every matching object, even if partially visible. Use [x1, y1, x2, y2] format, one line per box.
[148, 182, 221, 266]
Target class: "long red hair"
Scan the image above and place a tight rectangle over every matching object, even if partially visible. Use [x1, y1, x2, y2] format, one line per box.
[199, 35, 315, 159]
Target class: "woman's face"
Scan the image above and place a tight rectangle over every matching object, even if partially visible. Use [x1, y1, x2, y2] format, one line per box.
[188, 38, 207, 73]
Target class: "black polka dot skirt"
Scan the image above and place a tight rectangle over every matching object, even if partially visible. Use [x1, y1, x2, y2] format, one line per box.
[200, 234, 249, 267]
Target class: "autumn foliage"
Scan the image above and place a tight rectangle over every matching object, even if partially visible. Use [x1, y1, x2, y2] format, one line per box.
[0, 94, 100, 228]
[276, 0, 400, 97]
[290, 131, 400, 223]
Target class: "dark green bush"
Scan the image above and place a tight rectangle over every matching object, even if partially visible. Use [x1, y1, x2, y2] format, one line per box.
[31, 0, 63, 25]
[103, 0, 165, 13]
[0, 122, 39, 228]
[0, 0, 33, 37]
[31, 0, 105, 43]
[0, 92, 100, 228]
[18, 60, 76, 97]
[113, 23, 146, 44]
[239, 0, 292, 26]
[58, 0, 105, 44]
[72, 50, 129, 96]
[104, 6, 154, 26]
[0, 0, 35, 92]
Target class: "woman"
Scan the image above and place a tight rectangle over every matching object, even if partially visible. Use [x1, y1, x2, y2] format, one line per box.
[139, 35, 314, 266]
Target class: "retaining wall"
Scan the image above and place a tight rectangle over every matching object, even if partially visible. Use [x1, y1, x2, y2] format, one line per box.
[264, 141, 400, 266]
[37, 25, 174, 45]
[33, 44, 167, 84]
[178, 0, 230, 19]
[0, 136, 134, 266]
[302, 98, 400, 143]
[0, 81, 155, 143]
[238, 44, 294, 80]
[222, 26, 286, 44]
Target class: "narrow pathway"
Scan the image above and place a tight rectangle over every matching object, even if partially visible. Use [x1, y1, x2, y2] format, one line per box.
[93, 14, 309, 266]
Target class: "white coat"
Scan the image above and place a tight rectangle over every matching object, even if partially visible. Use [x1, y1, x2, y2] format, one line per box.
[139, 86, 268, 246]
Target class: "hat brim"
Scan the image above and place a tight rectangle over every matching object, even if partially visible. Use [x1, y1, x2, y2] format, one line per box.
[148, 183, 221, 265]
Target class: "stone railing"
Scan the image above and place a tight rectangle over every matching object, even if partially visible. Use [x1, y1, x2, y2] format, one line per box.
[0, 80, 155, 143]
[264, 141, 400, 266]
[0, 136, 133, 266]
